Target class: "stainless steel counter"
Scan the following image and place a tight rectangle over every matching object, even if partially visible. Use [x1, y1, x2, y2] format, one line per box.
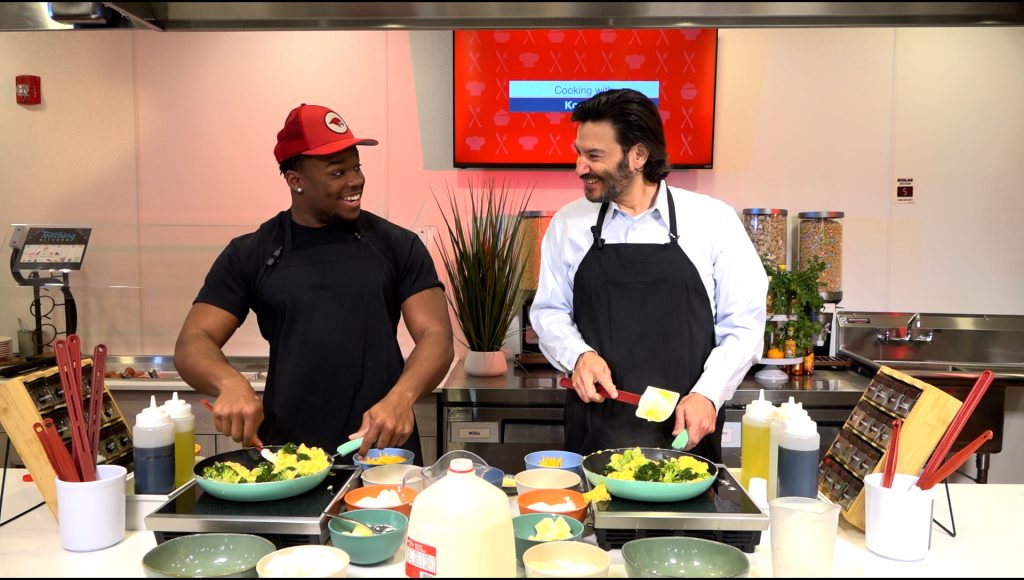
[441, 362, 870, 408]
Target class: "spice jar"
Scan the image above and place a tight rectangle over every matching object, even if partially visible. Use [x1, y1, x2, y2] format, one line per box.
[742, 208, 788, 268]
[797, 211, 844, 300]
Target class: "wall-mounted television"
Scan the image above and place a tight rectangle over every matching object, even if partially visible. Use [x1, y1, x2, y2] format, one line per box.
[453, 28, 718, 169]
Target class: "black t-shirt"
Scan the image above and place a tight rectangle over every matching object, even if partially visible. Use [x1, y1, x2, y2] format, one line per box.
[195, 210, 443, 336]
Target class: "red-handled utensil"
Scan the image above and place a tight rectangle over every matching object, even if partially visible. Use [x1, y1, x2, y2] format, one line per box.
[199, 398, 276, 464]
[557, 377, 681, 422]
[919, 370, 994, 485]
[558, 377, 640, 404]
[917, 430, 993, 491]
[882, 418, 902, 488]
[54, 337, 95, 481]
[34, 419, 79, 482]
[88, 344, 107, 463]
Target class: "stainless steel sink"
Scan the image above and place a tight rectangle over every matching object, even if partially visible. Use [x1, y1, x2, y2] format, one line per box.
[873, 360, 957, 372]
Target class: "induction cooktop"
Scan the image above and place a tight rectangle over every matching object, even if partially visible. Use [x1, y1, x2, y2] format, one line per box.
[145, 465, 361, 548]
[590, 466, 769, 553]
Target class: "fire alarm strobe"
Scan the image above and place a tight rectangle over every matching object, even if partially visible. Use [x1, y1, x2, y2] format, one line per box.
[16, 75, 41, 105]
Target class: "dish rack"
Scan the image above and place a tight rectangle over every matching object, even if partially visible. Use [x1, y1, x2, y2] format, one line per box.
[818, 365, 961, 530]
[0, 359, 133, 518]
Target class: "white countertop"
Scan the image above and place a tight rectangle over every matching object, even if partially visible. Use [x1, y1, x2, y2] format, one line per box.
[0, 467, 1019, 577]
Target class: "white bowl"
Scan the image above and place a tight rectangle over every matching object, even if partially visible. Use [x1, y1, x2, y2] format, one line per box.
[361, 464, 424, 491]
[523, 541, 611, 578]
[256, 545, 350, 578]
[514, 468, 582, 496]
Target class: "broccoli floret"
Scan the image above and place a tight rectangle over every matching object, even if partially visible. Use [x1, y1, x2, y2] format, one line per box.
[252, 462, 285, 482]
[633, 462, 663, 482]
[297, 453, 310, 462]
[281, 442, 299, 455]
[676, 467, 697, 482]
[202, 462, 243, 483]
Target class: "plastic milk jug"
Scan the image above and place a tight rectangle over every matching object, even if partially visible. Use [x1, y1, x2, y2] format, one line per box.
[133, 395, 175, 494]
[163, 392, 195, 489]
[740, 389, 775, 490]
[405, 458, 516, 577]
[767, 396, 808, 501]
[777, 415, 820, 499]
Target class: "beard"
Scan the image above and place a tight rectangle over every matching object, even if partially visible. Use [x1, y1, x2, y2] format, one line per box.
[583, 156, 634, 204]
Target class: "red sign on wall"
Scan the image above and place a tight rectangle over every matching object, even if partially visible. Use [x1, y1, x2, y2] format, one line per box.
[454, 29, 718, 168]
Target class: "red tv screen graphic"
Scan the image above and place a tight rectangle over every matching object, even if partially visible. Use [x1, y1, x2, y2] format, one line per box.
[453, 29, 718, 168]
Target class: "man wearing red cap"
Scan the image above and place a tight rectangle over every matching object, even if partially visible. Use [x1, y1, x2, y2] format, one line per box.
[174, 104, 454, 460]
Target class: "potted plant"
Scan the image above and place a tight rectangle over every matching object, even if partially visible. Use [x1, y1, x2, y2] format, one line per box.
[763, 257, 826, 372]
[435, 179, 534, 376]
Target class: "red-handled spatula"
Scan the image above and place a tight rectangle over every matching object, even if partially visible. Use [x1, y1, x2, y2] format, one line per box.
[558, 377, 680, 423]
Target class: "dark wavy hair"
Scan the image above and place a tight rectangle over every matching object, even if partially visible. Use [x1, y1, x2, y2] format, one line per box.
[570, 88, 670, 183]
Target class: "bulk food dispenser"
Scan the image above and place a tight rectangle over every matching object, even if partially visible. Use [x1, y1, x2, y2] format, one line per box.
[797, 211, 844, 356]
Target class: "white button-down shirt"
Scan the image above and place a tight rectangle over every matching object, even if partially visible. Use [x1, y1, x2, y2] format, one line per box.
[530, 182, 768, 410]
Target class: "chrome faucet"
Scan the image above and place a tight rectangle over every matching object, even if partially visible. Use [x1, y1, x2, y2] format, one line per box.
[876, 313, 934, 343]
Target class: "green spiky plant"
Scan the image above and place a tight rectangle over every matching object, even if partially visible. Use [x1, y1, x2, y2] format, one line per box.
[435, 179, 534, 352]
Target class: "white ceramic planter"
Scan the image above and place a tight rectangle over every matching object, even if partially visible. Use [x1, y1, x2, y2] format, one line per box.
[463, 351, 508, 377]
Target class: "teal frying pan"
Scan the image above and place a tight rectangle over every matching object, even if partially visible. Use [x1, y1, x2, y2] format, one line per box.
[192, 446, 330, 502]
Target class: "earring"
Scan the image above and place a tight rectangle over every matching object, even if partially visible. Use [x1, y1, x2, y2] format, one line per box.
[296, 187, 303, 193]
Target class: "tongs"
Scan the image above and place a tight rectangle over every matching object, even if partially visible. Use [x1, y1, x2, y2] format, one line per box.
[916, 370, 994, 489]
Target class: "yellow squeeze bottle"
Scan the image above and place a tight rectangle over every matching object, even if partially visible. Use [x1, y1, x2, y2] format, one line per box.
[163, 392, 196, 488]
[740, 389, 775, 491]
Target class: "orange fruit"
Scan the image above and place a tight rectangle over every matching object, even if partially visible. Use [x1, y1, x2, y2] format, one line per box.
[766, 348, 785, 359]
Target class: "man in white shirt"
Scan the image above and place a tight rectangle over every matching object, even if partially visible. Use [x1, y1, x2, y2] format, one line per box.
[530, 89, 767, 459]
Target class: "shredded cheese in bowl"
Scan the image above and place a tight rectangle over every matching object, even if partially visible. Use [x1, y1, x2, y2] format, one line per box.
[362, 453, 407, 465]
[538, 456, 563, 468]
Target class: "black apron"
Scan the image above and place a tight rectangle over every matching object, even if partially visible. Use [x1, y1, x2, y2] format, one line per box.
[254, 213, 422, 462]
[567, 188, 723, 461]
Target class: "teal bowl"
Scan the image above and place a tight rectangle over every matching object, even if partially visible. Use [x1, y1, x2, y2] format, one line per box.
[512, 513, 585, 563]
[621, 537, 750, 578]
[582, 448, 717, 502]
[353, 448, 416, 469]
[328, 509, 409, 566]
[142, 533, 277, 578]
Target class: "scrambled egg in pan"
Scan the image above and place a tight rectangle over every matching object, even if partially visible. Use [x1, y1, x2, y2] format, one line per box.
[603, 448, 711, 483]
[202, 443, 329, 483]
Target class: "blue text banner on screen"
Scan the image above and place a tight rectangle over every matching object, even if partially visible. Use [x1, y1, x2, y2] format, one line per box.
[508, 81, 659, 112]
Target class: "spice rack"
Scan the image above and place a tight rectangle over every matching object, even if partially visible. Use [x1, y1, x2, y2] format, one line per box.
[0, 359, 133, 518]
[818, 366, 961, 530]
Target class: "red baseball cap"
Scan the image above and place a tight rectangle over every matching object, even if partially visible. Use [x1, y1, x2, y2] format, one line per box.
[274, 104, 378, 163]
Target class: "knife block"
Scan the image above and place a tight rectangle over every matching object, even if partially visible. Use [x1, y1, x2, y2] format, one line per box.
[818, 365, 961, 530]
[0, 359, 133, 518]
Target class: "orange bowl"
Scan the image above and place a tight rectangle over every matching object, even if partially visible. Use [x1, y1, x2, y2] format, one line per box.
[344, 484, 417, 518]
[517, 488, 589, 523]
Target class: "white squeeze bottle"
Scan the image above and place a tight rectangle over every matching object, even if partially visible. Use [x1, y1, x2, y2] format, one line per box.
[133, 395, 175, 494]
[405, 458, 516, 577]
[739, 389, 775, 491]
[767, 396, 808, 501]
[163, 392, 195, 489]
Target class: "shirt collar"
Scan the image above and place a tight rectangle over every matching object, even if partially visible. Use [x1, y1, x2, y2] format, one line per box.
[609, 180, 669, 227]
